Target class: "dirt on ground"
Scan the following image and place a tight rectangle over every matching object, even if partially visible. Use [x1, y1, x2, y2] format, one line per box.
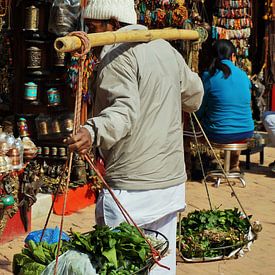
[0, 146, 274, 275]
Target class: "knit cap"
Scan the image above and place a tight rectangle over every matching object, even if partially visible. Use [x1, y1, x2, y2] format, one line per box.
[83, 0, 137, 25]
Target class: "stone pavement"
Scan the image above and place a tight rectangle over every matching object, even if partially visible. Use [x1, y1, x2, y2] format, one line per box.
[0, 146, 274, 275]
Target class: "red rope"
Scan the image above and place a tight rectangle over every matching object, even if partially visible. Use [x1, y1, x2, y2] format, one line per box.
[54, 31, 90, 275]
[68, 31, 90, 133]
[85, 155, 170, 270]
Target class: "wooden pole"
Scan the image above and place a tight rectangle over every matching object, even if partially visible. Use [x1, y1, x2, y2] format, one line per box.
[54, 29, 200, 53]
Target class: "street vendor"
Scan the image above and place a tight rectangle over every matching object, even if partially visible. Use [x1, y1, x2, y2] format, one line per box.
[66, 0, 204, 273]
[196, 39, 254, 171]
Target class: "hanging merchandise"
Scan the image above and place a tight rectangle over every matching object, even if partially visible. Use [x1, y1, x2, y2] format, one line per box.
[212, 0, 253, 74]
[0, 0, 8, 32]
[0, 2, 13, 111]
[187, 0, 209, 72]
[136, 0, 189, 29]
[66, 51, 97, 124]
[263, 0, 275, 21]
[135, 1, 209, 72]
[0, 174, 19, 237]
[48, 0, 81, 36]
[24, 5, 40, 31]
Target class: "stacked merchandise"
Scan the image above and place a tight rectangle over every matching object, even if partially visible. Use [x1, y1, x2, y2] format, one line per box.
[212, 0, 253, 74]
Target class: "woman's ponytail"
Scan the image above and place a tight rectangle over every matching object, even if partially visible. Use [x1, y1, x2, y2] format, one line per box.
[208, 39, 236, 79]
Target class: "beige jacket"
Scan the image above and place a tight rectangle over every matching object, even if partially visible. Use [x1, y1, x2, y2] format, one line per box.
[84, 25, 204, 190]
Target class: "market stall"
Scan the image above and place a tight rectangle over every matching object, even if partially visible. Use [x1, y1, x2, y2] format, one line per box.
[0, 0, 273, 273]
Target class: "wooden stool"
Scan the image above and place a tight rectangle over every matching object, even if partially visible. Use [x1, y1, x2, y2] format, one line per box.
[205, 142, 248, 187]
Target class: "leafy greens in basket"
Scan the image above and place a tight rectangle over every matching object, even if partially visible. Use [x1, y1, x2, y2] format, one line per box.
[178, 208, 251, 259]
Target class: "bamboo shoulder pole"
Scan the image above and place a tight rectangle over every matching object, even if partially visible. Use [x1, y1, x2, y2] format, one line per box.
[54, 29, 199, 53]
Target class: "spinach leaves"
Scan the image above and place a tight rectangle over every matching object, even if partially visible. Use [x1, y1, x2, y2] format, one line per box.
[178, 208, 251, 258]
[66, 222, 151, 274]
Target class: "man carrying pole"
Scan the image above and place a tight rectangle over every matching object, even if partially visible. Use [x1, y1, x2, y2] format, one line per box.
[66, 0, 204, 273]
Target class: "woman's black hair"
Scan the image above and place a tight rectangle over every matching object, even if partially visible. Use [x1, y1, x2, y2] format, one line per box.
[208, 39, 237, 79]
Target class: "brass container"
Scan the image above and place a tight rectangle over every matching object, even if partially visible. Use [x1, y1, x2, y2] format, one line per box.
[38, 121, 49, 135]
[58, 147, 66, 157]
[52, 120, 61, 134]
[25, 6, 39, 31]
[43, 146, 50, 156]
[47, 88, 61, 106]
[51, 147, 57, 156]
[37, 146, 42, 155]
[54, 51, 65, 67]
[7, 148, 20, 166]
[26, 46, 42, 69]
[64, 118, 73, 132]
[24, 82, 38, 101]
[72, 160, 87, 183]
[17, 118, 29, 137]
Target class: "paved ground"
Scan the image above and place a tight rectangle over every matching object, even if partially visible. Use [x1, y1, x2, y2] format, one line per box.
[0, 146, 274, 275]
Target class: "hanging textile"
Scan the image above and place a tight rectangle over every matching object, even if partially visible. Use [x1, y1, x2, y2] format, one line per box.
[212, 0, 253, 74]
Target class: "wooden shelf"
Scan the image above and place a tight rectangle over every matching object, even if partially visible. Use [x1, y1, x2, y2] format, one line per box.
[0, 103, 10, 112]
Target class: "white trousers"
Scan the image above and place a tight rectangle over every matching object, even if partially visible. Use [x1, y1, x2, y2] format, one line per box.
[263, 111, 275, 145]
[142, 212, 178, 275]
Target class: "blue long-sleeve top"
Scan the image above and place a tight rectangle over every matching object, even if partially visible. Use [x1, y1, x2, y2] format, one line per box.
[196, 60, 254, 135]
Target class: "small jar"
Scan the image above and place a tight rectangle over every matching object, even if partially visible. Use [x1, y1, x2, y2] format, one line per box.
[38, 121, 49, 135]
[25, 5, 39, 31]
[52, 119, 61, 134]
[37, 146, 42, 155]
[7, 148, 21, 169]
[17, 118, 30, 137]
[64, 118, 73, 133]
[47, 88, 61, 106]
[43, 146, 50, 156]
[24, 82, 38, 101]
[51, 147, 57, 156]
[26, 46, 42, 69]
[54, 51, 65, 67]
[58, 147, 66, 158]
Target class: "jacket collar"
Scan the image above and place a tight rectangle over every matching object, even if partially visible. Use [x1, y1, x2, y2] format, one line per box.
[99, 24, 148, 60]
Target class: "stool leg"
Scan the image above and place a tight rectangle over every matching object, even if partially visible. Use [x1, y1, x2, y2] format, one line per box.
[239, 177, 246, 187]
[246, 150, 250, 169]
[224, 150, 231, 173]
[215, 177, 221, 188]
[260, 146, 264, 166]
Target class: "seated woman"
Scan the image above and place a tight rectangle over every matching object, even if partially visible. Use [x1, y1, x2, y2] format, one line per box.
[197, 39, 254, 171]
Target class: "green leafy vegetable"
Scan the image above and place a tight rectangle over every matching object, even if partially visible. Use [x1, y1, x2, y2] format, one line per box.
[177, 208, 251, 258]
[65, 222, 152, 274]
[13, 241, 65, 275]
